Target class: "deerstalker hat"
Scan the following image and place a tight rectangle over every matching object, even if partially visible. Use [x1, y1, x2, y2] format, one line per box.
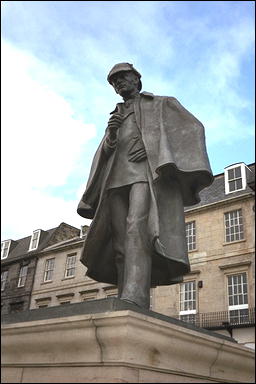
[107, 62, 141, 84]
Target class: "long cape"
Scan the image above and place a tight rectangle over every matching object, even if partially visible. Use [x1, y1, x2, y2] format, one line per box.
[77, 92, 213, 286]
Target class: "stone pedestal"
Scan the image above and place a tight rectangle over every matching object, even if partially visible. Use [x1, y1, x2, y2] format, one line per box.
[1, 298, 255, 383]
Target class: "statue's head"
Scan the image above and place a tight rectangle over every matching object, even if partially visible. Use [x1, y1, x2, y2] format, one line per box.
[107, 63, 142, 96]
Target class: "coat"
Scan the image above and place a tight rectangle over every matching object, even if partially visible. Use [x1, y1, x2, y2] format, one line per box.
[77, 92, 213, 286]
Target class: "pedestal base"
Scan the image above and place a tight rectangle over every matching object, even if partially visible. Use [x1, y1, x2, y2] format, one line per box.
[1, 299, 255, 383]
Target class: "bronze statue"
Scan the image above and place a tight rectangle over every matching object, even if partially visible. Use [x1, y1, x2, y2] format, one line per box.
[77, 63, 213, 309]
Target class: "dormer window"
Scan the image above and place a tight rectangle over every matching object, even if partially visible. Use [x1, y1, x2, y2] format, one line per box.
[29, 230, 41, 251]
[80, 225, 87, 238]
[224, 163, 247, 194]
[1, 240, 11, 260]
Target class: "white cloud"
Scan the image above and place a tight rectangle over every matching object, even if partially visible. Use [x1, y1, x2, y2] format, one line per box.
[1, 40, 95, 239]
[1, 2, 254, 239]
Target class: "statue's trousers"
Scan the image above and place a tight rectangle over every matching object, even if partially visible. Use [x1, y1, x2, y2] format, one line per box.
[108, 182, 152, 308]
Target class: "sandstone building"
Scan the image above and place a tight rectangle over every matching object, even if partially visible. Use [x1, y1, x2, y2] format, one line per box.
[1, 162, 255, 349]
[153, 161, 255, 348]
[1, 223, 80, 315]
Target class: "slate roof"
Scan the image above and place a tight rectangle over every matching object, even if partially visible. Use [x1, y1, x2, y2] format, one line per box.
[1, 222, 80, 265]
[41, 236, 84, 252]
[185, 163, 254, 211]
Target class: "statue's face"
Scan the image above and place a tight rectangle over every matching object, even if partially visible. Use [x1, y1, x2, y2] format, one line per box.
[110, 71, 140, 97]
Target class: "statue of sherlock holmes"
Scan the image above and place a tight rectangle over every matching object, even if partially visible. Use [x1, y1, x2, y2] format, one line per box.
[77, 63, 213, 309]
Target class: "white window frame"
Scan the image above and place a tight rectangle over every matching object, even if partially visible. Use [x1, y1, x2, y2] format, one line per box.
[227, 272, 248, 308]
[17, 265, 28, 287]
[64, 254, 76, 278]
[44, 258, 55, 282]
[227, 272, 249, 324]
[80, 225, 87, 238]
[224, 163, 247, 194]
[224, 209, 244, 243]
[29, 229, 41, 251]
[1, 240, 11, 260]
[1, 270, 8, 291]
[186, 221, 196, 251]
[179, 280, 197, 320]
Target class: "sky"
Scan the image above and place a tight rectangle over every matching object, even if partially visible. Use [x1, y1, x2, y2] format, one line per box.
[1, 1, 255, 241]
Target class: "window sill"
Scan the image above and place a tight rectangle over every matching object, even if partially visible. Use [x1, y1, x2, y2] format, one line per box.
[188, 248, 198, 253]
[62, 276, 75, 281]
[223, 239, 246, 246]
[225, 188, 246, 195]
[41, 280, 53, 285]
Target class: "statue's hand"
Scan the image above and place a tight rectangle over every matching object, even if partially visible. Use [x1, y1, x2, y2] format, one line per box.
[107, 113, 123, 141]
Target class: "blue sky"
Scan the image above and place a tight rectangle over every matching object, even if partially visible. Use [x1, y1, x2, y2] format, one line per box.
[2, 1, 255, 240]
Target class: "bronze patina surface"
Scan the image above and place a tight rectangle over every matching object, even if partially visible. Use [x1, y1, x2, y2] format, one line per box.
[78, 63, 213, 309]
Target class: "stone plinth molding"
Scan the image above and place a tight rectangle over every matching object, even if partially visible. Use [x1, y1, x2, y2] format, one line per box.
[1, 309, 255, 383]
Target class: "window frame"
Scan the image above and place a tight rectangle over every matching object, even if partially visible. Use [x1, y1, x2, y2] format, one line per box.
[185, 221, 196, 251]
[80, 225, 87, 238]
[43, 258, 55, 282]
[224, 163, 247, 194]
[179, 280, 197, 321]
[1, 270, 8, 291]
[64, 254, 77, 278]
[1, 240, 11, 260]
[224, 208, 244, 243]
[28, 229, 41, 251]
[226, 272, 249, 324]
[17, 265, 28, 288]
[227, 272, 248, 309]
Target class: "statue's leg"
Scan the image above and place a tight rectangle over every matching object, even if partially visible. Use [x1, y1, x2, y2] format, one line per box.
[120, 182, 152, 309]
[108, 186, 129, 297]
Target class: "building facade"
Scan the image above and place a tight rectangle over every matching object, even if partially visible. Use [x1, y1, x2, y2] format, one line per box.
[1, 223, 80, 315]
[152, 162, 255, 348]
[29, 224, 118, 309]
[1, 162, 255, 349]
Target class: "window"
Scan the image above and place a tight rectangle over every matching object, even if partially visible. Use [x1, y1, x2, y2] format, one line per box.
[17, 266, 28, 287]
[29, 230, 41, 251]
[227, 272, 249, 324]
[1, 271, 8, 291]
[79, 289, 98, 301]
[44, 258, 55, 282]
[35, 297, 51, 308]
[1, 240, 11, 259]
[179, 281, 196, 324]
[186, 221, 196, 251]
[104, 286, 118, 298]
[82, 295, 96, 302]
[150, 288, 154, 310]
[80, 225, 87, 238]
[56, 293, 74, 305]
[224, 209, 244, 242]
[65, 254, 76, 278]
[10, 301, 24, 313]
[224, 163, 247, 194]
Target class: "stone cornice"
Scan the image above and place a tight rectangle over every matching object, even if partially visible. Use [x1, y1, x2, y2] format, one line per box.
[185, 193, 253, 215]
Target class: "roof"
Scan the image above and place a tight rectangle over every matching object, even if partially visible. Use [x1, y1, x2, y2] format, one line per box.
[185, 163, 255, 211]
[41, 236, 84, 252]
[1, 222, 80, 264]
